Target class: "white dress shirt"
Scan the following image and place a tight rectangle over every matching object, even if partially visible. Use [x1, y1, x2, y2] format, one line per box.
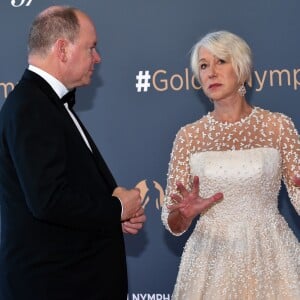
[28, 65, 92, 152]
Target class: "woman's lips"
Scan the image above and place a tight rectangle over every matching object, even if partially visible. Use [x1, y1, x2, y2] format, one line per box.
[208, 83, 222, 89]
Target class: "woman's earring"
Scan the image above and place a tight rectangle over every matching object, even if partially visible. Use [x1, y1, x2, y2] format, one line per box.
[238, 84, 246, 96]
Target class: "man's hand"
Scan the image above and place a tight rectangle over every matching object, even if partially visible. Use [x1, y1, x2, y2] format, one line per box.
[113, 186, 142, 221]
[122, 207, 146, 234]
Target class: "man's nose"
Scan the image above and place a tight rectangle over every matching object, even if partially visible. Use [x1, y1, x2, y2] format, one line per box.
[94, 49, 101, 64]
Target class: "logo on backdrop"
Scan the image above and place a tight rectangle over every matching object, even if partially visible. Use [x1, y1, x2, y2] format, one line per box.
[135, 67, 300, 93]
[2, 67, 300, 100]
[136, 68, 200, 93]
[11, 0, 32, 7]
[135, 180, 164, 210]
[128, 294, 171, 300]
[0, 82, 14, 99]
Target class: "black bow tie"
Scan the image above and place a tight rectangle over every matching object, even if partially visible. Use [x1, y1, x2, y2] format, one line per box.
[61, 89, 76, 108]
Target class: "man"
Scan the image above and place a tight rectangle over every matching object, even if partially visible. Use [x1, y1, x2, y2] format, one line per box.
[0, 6, 145, 300]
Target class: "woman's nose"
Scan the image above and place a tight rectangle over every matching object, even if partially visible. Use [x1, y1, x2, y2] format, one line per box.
[208, 64, 216, 78]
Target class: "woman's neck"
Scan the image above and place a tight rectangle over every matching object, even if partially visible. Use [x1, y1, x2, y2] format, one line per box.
[212, 99, 252, 123]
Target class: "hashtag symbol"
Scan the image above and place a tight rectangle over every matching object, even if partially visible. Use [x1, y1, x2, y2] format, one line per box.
[135, 70, 151, 92]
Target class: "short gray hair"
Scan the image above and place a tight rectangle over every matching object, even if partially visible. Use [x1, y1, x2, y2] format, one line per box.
[190, 30, 252, 83]
[28, 6, 80, 57]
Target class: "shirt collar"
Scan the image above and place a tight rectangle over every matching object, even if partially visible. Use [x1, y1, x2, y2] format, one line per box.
[28, 65, 69, 98]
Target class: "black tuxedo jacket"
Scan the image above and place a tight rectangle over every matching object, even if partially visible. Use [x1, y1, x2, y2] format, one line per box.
[0, 70, 127, 300]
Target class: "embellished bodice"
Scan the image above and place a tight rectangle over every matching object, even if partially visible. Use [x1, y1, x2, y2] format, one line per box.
[162, 107, 300, 234]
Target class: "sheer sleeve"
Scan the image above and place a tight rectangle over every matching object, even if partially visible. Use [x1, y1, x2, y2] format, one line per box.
[161, 127, 193, 235]
[279, 114, 300, 214]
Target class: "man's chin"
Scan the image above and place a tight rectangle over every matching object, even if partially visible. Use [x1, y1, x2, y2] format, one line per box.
[81, 78, 92, 86]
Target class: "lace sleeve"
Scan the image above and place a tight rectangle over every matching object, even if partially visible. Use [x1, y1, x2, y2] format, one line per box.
[161, 127, 193, 235]
[279, 114, 300, 214]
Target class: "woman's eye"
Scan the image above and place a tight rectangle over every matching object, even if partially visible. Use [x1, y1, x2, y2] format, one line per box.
[200, 63, 207, 70]
[218, 59, 226, 64]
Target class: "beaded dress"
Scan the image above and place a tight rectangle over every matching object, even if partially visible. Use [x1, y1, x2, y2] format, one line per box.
[162, 107, 300, 300]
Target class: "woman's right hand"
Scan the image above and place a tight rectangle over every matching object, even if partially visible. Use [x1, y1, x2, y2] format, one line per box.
[293, 176, 300, 187]
[167, 176, 223, 233]
[169, 176, 223, 219]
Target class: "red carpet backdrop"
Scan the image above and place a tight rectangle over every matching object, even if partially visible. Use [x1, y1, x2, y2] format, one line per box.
[0, 1, 299, 299]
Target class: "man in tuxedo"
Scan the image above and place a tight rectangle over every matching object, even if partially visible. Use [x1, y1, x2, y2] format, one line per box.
[0, 6, 145, 300]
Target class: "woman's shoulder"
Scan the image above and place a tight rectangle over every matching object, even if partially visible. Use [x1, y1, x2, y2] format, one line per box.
[173, 114, 209, 141]
[180, 114, 209, 131]
[254, 106, 294, 123]
[253, 106, 299, 138]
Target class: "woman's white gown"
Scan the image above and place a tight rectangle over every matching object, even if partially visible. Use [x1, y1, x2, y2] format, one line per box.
[162, 107, 300, 299]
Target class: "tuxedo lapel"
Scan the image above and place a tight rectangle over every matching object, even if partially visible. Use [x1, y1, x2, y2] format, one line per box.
[68, 107, 117, 191]
[22, 69, 117, 191]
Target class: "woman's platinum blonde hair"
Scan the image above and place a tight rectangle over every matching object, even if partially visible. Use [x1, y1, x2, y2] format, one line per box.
[190, 30, 252, 84]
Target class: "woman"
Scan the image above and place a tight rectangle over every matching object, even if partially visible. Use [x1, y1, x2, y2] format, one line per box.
[161, 31, 300, 299]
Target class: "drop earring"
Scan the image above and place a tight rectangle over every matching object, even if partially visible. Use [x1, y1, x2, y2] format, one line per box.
[238, 84, 246, 96]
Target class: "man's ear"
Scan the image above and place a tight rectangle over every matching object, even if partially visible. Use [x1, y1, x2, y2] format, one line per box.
[55, 39, 69, 62]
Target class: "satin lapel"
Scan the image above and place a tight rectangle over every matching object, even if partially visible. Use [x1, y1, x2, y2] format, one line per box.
[22, 69, 117, 190]
[68, 107, 117, 191]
